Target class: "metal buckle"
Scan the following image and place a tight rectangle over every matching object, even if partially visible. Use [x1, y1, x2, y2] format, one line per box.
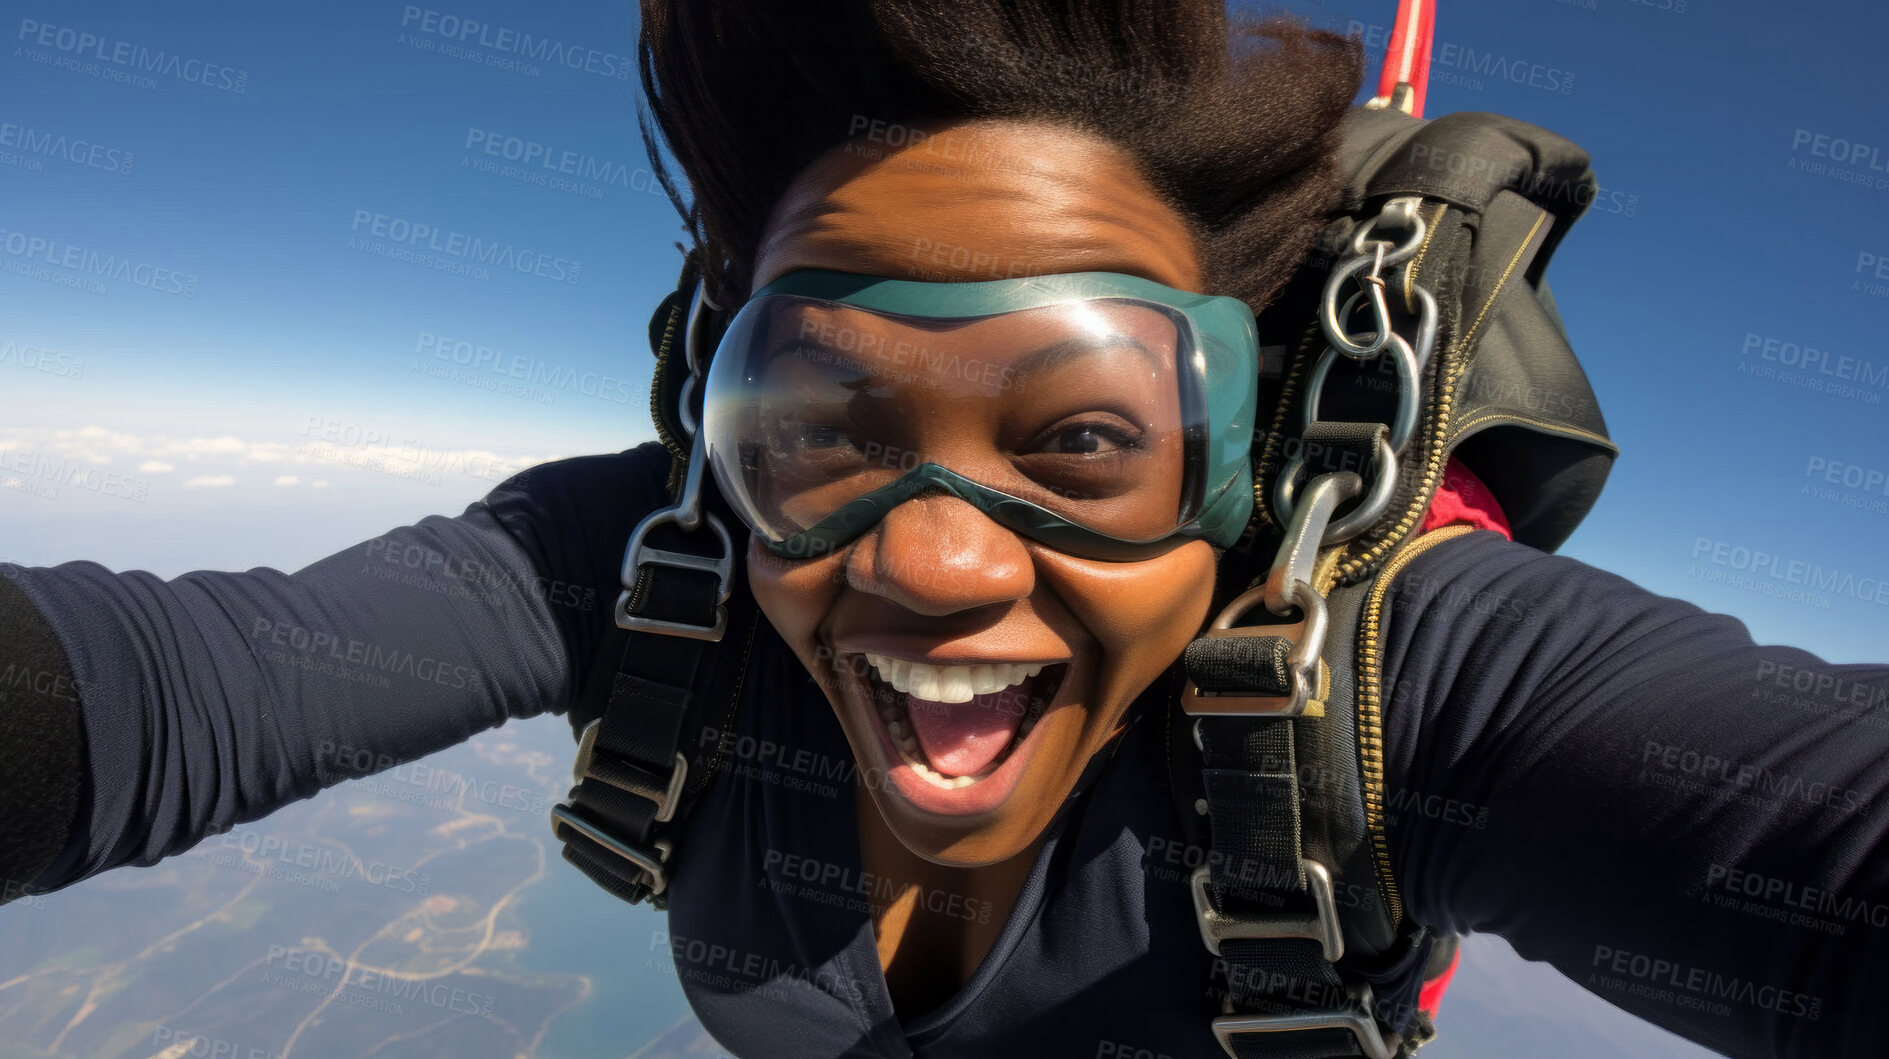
[614, 430, 733, 642]
[549, 801, 674, 898]
[1190, 860, 1345, 963]
[1182, 471, 1358, 719]
[1211, 984, 1393, 1059]
[1180, 585, 1329, 719]
[615, 507, 732, 641]
[572, 719, 689, 823]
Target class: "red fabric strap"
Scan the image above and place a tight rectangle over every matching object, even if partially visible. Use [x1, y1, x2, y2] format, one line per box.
[1420, 458, 1513, 541]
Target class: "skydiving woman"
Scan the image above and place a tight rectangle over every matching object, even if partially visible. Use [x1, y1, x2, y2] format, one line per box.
[3, 2, 1887, 1058]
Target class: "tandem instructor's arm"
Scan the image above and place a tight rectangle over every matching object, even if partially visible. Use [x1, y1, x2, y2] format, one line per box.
[0, 441, 672, 906]
[1378, 530, 1889, 1059]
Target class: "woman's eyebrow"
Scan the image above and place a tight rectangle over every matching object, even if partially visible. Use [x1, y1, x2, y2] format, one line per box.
[1008, 332, 1161, 380]
[761, 324, 1160, 384]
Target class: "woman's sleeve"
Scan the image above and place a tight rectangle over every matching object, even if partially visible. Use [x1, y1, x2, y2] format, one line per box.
[0, 440, 672, 903]
[1379, 529, 1889, 1058]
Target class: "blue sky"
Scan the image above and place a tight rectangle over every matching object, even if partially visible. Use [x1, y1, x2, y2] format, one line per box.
[2, 1, 1885, 1055]
[5, 0, 1885, 658]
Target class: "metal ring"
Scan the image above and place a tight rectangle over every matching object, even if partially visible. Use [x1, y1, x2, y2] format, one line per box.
[1274, 436, 1399, 546]
[1300, 334, 1422, 454]
[1333, 289, 1381, 362]
[1349, 200, 1427, 266]
[1319, 254, 1393, 358]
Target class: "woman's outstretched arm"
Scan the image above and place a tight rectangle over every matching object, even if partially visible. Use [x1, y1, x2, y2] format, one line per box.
[1381, 529, 1889, 1058]
[0, 441, 670, 903]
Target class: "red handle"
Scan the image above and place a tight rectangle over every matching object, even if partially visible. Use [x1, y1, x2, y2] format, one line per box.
[1375, 0, 1435, 118]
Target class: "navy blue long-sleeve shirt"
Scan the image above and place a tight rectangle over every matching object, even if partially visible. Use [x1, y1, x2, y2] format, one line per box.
[3, 440, 1886, 1057]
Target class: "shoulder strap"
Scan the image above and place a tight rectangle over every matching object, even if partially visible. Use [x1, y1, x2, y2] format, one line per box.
[550, 254, 750, 909]
[1180, 105, 1615, 1057]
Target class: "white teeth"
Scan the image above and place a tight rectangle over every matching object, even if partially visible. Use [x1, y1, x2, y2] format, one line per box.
[938, 668, 975, 703]
[862, 653, 1042, 702]
[861, 652, 1059, 787]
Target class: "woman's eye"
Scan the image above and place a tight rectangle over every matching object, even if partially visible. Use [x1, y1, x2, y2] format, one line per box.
[1032, 420, 1140, 456]
[772, 415, 860, 452]
[797, 423, 857, 449]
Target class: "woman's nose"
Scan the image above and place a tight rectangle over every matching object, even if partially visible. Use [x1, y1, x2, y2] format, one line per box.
[844, 492, 1035, 616]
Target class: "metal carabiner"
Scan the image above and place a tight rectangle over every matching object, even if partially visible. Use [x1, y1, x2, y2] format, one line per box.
[1273, 434, 1400, 547]
[1320, 252, 1395, 359]
[1301, 333, 1422, 455]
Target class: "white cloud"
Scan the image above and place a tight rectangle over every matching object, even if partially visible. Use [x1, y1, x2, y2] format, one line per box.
[274, 475, 301, 487]
[183, 475, 235, 489]
[312, 479, 330, 489]
[0, 425, 557, 484]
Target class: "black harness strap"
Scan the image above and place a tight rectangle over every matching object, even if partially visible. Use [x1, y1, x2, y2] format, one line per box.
[551, 254, 739, 909]
[1186, 416, 1422, 1058]
[1200, 717, 1362, 1059]
[555, 558, 719, 906]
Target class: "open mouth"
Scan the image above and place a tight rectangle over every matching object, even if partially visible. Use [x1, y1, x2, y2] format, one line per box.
[850, 652, 1068, 810]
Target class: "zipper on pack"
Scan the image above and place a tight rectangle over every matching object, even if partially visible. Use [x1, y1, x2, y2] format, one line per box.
[648, 291, 690, 497]
[1354, 522, 1475, 929]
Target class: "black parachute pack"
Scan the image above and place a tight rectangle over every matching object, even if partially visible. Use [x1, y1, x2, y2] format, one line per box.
[550, 105, 1616, 1058]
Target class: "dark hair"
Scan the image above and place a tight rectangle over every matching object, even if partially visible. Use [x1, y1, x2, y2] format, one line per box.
[637, 1, 1362, 314]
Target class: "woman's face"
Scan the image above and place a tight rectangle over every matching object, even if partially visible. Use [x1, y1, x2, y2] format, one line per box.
[745, 119, 1220, 867]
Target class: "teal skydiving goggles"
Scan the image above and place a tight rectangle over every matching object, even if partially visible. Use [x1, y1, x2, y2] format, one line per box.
[701, 269, 1260, 562]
